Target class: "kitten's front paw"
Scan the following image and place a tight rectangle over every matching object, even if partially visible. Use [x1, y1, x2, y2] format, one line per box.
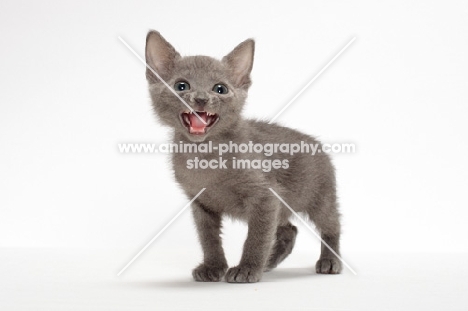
[192, 263, 227, 282]
[316, 258, 342, 274]
[225, 265, 263, 283]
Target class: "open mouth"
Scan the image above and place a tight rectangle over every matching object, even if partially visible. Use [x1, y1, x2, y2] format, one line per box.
[180, 110, 219, 135]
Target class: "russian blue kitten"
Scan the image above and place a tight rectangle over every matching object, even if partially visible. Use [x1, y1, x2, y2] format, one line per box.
[145, 31, 342, 283]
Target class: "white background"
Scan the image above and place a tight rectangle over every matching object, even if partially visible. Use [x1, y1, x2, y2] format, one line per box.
[1, 0, 468, 310]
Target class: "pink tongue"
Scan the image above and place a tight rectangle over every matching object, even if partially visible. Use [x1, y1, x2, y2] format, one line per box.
[189, 113, 207, 134]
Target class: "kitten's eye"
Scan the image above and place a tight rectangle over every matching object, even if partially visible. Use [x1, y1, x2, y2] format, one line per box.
[212, 84, 228, 94]
[174, 81, 190, 91]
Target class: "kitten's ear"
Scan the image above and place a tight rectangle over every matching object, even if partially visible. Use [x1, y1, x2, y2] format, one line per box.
[222, 39, 255, 88]
[145, 30, 180, 83]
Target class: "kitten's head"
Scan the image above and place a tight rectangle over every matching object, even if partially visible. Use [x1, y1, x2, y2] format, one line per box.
[145, 31, 254, 142]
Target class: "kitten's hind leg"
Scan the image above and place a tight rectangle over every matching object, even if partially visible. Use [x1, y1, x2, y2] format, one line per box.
[307, 189, 343, 274]
[265, 222, 298, 271]
[316, 233, 342, 274]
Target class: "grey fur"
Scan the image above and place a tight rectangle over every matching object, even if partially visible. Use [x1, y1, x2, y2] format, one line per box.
[145, 31, 342, 283]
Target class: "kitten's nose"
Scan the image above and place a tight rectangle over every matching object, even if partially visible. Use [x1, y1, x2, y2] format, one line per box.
[194, 98, 207, 106]
[194, 98, 208, 109]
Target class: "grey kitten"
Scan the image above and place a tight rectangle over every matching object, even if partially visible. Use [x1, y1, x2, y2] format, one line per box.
[145, 31, 342, 283]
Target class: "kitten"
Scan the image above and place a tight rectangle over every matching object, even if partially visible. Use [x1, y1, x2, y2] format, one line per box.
[145, 31, 342, 283]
